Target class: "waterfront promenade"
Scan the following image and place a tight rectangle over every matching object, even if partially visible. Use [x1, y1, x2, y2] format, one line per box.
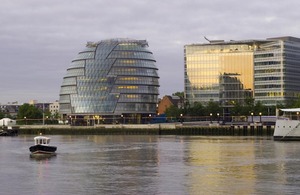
[17, 122, 275, 136]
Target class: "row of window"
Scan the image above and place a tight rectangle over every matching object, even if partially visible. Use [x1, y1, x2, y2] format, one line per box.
[109, 68, 159, 77]
[254, 69, 281, 74]
[112, 86, 159, 94]
[254, 61, 281, 66]
[65, 68, 85, 77]
[108, 51, 155, 61]
[254, 77, 281, 81]
[113, 59, 156, 68]
[73, 52, 95, 61]
[115, 103, 156, 112]
[255, 84, 281, 89]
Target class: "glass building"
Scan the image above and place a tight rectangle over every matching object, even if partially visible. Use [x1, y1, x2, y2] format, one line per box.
[254, 37, 300, 106]
[59, 39, 159, 124]
[184, 36, 300, 108]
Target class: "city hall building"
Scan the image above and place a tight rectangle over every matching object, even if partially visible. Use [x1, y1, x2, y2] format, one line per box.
[184, 36, 300, 108]
[59, 39, 159, 125]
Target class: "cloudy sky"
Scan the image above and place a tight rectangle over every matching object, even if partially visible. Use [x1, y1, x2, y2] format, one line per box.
[1, 0, 300, 104]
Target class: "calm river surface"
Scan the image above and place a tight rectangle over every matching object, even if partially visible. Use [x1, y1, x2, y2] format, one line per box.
[1, 135, 300, 195]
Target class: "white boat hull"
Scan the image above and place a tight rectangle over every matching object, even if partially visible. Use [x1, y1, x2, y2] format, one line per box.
[274, 119, 300, 141]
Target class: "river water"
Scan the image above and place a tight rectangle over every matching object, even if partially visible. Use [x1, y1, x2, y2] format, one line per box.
[1, 135, 300, 195]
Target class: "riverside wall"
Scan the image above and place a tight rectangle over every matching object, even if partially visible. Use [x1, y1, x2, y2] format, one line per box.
[17, 123, 275, 136]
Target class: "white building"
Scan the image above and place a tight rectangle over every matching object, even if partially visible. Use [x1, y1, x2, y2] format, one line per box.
[49, 101, 60, 115]
[0, 118, 16, 126]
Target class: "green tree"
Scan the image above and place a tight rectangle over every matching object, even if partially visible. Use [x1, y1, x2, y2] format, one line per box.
[17, 104, 43, 124]
[254, 101, 264, 115]
[205, 101, 221, 117]
[188, 102, 205, 116]
[0, 110, 4, 119]
[172, 92, 184, 99]
[231, 102, 243, 116]
[165, 105, 182, 122]
[287, 97, 300, 108]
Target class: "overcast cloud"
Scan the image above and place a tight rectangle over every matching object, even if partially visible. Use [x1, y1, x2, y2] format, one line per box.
[1, 0, 300, 104]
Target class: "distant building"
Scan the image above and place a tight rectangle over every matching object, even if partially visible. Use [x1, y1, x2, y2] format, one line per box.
[157, 95, 183, 114]
[184, 36, 300, 107]
[0, 103, 19, 118]
[59, 38, 159, 124]
[49, 101, 59, 115]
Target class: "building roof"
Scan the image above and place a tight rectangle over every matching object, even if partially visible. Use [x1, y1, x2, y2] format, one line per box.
[185, 36, 300, 47]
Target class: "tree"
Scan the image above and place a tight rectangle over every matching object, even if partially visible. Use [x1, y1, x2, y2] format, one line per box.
[188, 102, 205, 116]
[0, 110, 4, 119]
[172, 92, 184, 99]
[165, 105, 182, 121]
[17, 104, 43, 124]
[205, 101, 221, 117]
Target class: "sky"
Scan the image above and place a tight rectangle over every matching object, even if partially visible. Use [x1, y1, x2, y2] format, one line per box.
[1, 0, 300, 104]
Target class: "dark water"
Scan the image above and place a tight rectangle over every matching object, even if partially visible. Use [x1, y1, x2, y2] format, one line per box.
[1, 135, 300, 195]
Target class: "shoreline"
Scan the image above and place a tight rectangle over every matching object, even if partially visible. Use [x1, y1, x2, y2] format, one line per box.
[15, 123, 275, 136]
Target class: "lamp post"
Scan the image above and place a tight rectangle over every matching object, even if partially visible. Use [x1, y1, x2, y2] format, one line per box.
[121, 114, 124, 124]
[149, 114, 151, 124]
[251, 112, 254, 123]
[24, 117, 27, 125]
[42, 102, 45, 125]
[259, 112, 262, 123]
[210, 113, 212, 123]
[180, 113, 183, 124]
[217, 113, 220, 123]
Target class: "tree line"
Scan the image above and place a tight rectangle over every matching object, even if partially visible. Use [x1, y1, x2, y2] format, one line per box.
[165, 92, 300, 120]
[0, 103, 60, 125]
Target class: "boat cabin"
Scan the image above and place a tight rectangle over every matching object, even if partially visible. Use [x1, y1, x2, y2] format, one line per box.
[34, 136, 51, 145]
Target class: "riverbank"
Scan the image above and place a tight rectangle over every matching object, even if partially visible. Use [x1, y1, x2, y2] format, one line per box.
[16, 123, 275, 136]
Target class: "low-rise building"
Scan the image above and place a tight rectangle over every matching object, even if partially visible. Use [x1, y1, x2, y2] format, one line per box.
[157, 95, 183, 114]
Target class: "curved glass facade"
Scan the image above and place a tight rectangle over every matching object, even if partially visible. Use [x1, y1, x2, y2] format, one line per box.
[59, 39, 159, 124]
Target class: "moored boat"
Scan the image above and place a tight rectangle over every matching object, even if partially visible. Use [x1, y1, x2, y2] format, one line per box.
[29, 134, 57, 156]
[274, 108, 300, 141]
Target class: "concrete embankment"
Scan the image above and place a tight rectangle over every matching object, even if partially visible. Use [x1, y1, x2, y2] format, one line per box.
[17, 124, 274, 136]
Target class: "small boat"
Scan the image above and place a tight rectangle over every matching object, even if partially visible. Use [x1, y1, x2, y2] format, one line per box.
[0, 126, 18, 136]
[274, 108, 300, 141]
[29, 134, 57, 156]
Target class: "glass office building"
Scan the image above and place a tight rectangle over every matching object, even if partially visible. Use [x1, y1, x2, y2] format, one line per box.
[59, 39, 159, 124]
[254, 37, 300, 106]
[184, 36, 300, 107]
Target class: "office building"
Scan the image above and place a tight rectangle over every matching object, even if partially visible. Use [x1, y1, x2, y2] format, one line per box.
[184, 36, 300, 107]
[59, 38, 159, 124]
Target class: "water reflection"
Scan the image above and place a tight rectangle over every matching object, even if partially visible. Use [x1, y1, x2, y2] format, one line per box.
[183, 138, 257, 194]
[29, 154, 57, 161]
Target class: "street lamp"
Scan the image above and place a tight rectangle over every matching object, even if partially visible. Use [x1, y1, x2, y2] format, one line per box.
[24, 116, 27, 125]
[149, 114, 151, 124]
[210, 113, 212, 123]
[259, 112, 262, 123]
[251, 112, 254, 123]
[217, 113, 220, 123]
[121, 114, 124, 124]
[180, 113, 183, 124]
